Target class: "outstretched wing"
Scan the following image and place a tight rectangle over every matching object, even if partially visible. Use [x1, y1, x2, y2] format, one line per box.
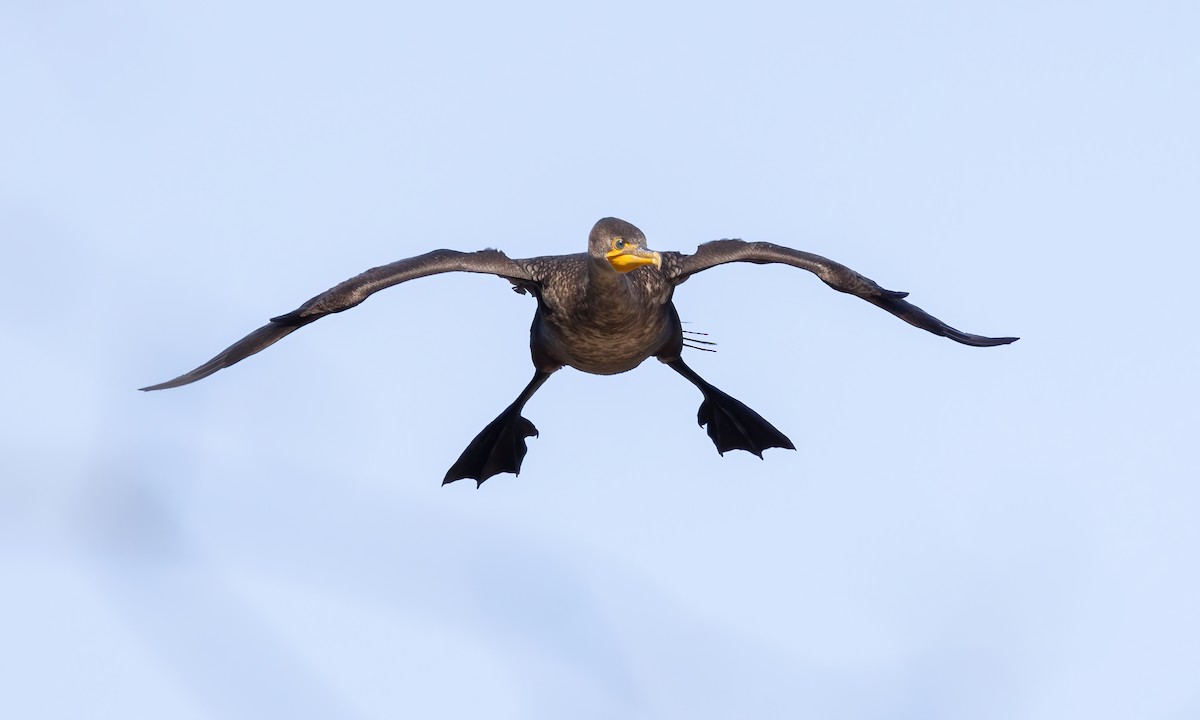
[667, 239, 1018, 347]
[140, 249, 533, 391]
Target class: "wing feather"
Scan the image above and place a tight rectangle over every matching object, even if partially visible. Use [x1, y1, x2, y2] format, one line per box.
[668, 239, 1017, 347]
[140, 249, 532, 391]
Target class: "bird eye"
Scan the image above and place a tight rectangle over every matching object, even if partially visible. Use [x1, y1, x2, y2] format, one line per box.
[614, 239, 627, 250]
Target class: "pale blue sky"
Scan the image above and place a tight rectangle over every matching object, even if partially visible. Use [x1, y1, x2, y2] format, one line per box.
[2, 1, 1198, 718]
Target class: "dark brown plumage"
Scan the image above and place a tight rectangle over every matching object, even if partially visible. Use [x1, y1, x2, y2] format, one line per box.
[142, 217, 1017, 485]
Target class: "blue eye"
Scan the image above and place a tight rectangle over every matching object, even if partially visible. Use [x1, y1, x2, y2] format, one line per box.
[615, 239, 626, 249]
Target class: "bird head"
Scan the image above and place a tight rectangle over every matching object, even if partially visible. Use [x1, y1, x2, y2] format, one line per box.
[589, 217, 662, 273]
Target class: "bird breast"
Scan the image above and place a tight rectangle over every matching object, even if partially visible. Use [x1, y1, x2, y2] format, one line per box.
[531, 277, 678, 376]
[536, 307, 675, 375]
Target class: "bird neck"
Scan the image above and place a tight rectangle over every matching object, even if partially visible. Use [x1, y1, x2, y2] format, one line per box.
[586, 256, 629, 293]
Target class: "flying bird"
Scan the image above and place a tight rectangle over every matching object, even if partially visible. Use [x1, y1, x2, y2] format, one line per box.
[142, 217, 1017, 485]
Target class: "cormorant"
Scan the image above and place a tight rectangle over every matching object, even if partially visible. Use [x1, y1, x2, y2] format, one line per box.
[141, 217, 1017, 485]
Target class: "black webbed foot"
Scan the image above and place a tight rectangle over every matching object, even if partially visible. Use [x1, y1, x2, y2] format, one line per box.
[665, 356, 794, 459]
[697, 385, 795, 458]
[443, 370, 553, 487]
[443, 406, 539, 487]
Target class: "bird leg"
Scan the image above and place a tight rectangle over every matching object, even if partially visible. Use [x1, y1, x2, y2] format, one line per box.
[665, 358, 795, 458]
[443, 370, 553, 487]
